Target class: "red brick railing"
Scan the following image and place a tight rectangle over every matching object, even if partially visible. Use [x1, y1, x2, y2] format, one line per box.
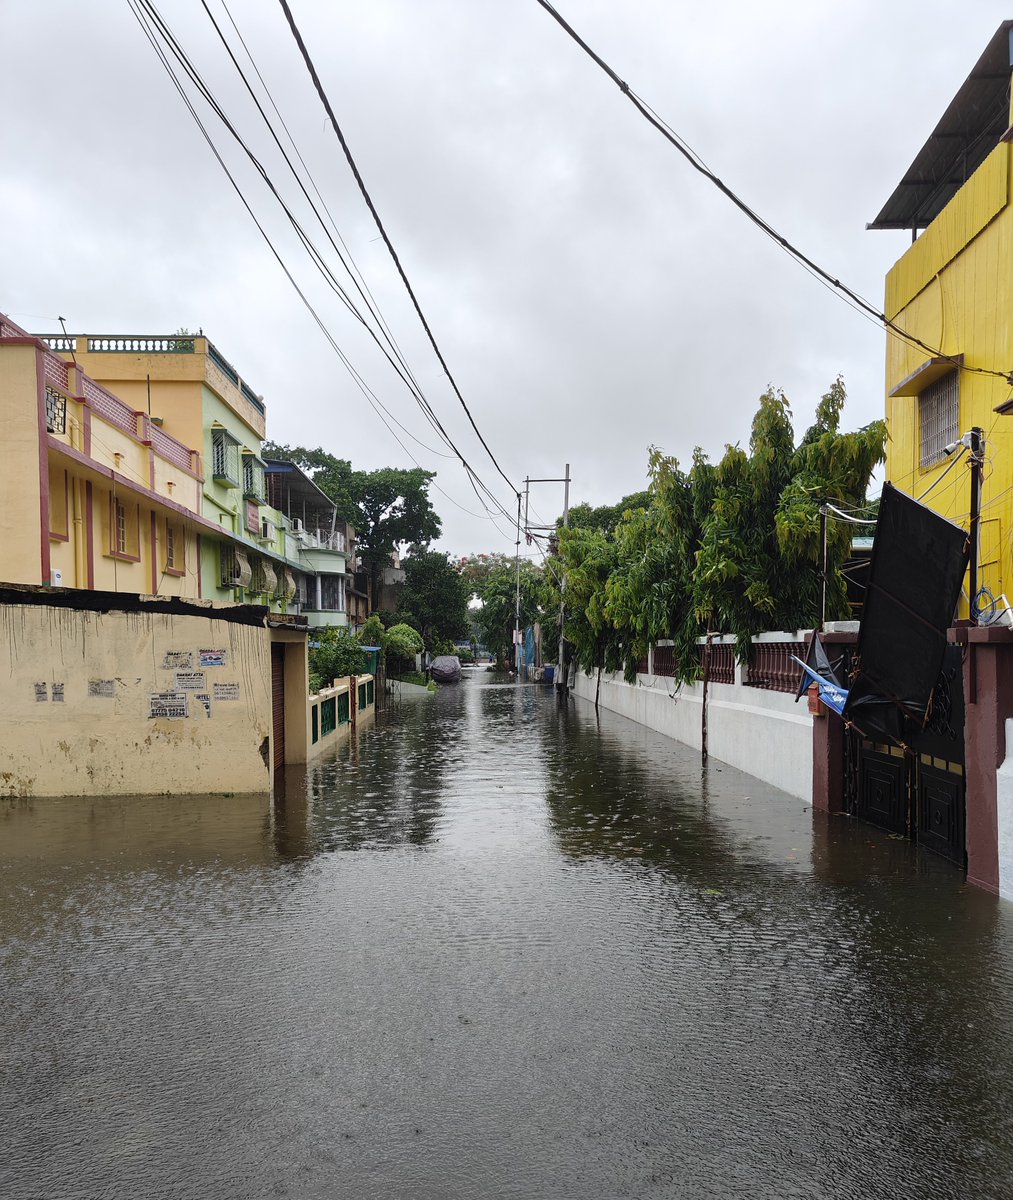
[745, 641, 806, 693]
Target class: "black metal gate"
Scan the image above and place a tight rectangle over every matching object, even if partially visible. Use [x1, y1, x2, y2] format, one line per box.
[843, 644, 965, 868]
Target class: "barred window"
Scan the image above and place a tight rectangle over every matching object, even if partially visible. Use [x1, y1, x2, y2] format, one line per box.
[242, 454, 266, 502]
[211, 428, 240, 484]
[919, 371, 959, 467]
[46, 386, 67, 434]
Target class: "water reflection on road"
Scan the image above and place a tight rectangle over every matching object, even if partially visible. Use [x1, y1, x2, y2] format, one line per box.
[3, 671, 1013, 1199]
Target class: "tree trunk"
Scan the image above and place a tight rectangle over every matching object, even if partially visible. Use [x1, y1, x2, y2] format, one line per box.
[595, 664, 602, 712]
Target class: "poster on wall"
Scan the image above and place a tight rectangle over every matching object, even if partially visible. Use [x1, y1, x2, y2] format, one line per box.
[162, 650, 193, 670]
[174, 671, 207, 691]
[199, 649, 227, 667]
[88, 679, 116, 698]
[196, 693, 212, 718]
[213, 682, 240, 701]
[149, 692, 188, 719]
[34, 683, 47, 702]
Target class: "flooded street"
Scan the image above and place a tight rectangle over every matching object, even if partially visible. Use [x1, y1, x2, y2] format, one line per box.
[4, 670, 1013, 1198]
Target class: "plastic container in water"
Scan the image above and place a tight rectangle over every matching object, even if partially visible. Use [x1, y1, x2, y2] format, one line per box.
[543, 666, 555, 684]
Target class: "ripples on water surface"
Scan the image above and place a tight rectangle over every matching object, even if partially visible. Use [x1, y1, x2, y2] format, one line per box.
[3, 671, 1013, 1198]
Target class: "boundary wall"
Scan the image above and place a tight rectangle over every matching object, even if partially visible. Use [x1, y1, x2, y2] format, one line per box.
[571, 633, 813, 801]
[0, 583, 311, 797]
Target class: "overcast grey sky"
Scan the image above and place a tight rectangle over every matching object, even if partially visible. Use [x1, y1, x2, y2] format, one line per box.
[3, 2, 1010, 558]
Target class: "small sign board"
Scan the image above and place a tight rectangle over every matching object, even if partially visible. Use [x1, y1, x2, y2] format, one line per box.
[162, 650, 193, 670]
[149, 692, 188, 719]
[174, 671, 207, 691]
[199, 648, 227, 668]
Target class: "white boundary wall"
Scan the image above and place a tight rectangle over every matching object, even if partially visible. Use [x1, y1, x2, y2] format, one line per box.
[996, 718, 1013, 901]
[570, 633, 814, 801]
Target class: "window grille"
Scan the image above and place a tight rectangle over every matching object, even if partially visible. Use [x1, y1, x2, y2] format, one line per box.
[243, 454, 266, 501]
[919, 371, 959, 467]
[220, 544, 236, 586]
[211, 428, 240, 484]
[166, 522, 177, 571]
[115, 501, 127, 555]
[338, 692, 350, 724]
[321, 697, 336, 735]
[45, 386, 67, 433]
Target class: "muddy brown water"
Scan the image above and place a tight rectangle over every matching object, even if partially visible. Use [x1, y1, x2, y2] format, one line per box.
[2, 670, 1012, 1198]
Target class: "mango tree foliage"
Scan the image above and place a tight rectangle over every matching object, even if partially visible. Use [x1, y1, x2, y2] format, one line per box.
[693, 379, 885, 656]
[551, 377, 885, 677]
[605, 449, 703, 682]
[557, 526, 623, 683]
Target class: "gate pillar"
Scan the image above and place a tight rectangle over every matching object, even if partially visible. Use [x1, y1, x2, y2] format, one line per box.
[957, 626, 1013, 894]
[811, 632, 856, 813]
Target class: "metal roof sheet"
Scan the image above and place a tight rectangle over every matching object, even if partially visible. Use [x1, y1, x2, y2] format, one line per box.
[868, 22, 1013, 231]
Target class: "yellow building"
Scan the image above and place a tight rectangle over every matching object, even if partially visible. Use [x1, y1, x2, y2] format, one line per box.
[0, 316, 209, 597]
[871, 21, 1013, 615]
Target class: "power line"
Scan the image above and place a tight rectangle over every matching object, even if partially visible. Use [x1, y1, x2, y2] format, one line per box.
[276, 0, 520, 498]
[534, 0, 1013, 387]
[129, 0, 518, 535]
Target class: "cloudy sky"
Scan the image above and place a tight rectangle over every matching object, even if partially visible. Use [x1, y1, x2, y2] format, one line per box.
[3, 2, 1009, 557]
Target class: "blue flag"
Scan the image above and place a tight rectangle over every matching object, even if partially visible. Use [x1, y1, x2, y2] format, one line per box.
[791, 655, 849, 717]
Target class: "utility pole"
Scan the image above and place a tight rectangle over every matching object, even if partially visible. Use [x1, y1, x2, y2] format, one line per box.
[819, 501, 828, 630]
[520, 467, 571, 695]
[557, 463, 570, 698]
[968, 426, 985, 616]
[514, 491, 522, 677]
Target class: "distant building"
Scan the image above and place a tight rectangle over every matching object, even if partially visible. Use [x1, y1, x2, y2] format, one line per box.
[265, 457, 350, 628]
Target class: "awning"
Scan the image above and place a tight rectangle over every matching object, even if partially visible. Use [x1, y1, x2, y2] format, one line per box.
[283, 568, 297, 600]
[234, 548, 252, 589]
[261, 561, 278, 596]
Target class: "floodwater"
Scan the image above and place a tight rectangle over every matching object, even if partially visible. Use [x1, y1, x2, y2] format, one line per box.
[3, 672, 1013, 1199]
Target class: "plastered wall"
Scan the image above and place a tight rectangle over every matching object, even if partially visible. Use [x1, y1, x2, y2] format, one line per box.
[0, 601, 275, 797]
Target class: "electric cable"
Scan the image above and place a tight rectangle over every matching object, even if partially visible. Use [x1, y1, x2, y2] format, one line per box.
[277, 0, 520, 498]
[129, 0, 519, 536]
[534, 0, 1013, 386]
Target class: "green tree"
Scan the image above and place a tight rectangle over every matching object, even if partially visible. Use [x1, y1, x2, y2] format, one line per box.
[384, 622, 424, 676]
[264, 445, 442, 601]
[397, 550, 470, 652]
[471, 560, 543, 669]
[693, 379, 885, 653]
[308, 627, 369, 692]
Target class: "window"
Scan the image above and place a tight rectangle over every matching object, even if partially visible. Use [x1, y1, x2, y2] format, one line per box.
[164, 518, 185, 575]
[919, 371, 959, 467]
[242, 454, 266, 502]
[321, 697, 336, 735]
[107, 496, 139, 560]
[211, 428, 240, 485]
[219, 544, 252, 589]
[46, 386, 67, 434]
[338, 692, 350, 724]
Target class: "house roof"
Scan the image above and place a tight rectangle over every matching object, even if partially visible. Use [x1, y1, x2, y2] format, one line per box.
[263, 457, 336, 527]
[868, 22, 1013, 231]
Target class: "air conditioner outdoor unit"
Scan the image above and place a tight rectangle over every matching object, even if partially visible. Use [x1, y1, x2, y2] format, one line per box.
[291, 517, 303, 532]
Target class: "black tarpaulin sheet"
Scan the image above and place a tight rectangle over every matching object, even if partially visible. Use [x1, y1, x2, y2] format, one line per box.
[842, 483, 968, 743]
[794, 631, 845, 701]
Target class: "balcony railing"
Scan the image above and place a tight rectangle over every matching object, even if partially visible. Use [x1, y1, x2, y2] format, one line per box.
[85, 335, 196, 353]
